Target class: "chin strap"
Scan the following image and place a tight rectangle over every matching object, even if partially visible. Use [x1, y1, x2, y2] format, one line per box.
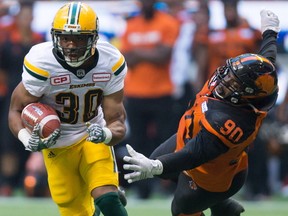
[247, 103, 266, 114]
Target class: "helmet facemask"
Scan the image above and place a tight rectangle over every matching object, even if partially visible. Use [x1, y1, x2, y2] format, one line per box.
[51, 30, 98, 67]
[211, 66, 247, 104]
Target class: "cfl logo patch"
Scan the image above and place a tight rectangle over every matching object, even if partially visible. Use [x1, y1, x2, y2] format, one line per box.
[51, 75, 71, 85]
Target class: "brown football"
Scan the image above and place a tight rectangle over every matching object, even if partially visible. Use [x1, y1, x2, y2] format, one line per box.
[21, 102, 60, 138]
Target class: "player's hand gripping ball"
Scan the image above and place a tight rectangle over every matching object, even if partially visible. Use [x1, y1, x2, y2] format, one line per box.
[21, 102, 61, 138]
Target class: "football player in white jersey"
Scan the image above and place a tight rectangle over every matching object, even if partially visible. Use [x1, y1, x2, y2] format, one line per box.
[8, 2, 128, 216]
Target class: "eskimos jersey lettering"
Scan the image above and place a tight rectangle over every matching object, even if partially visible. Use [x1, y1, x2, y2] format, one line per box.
[22, 40, 127, 148]
[176, 82, 267, 192]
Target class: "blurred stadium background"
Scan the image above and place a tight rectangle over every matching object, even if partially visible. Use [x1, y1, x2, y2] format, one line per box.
[0, 0, 288, 215]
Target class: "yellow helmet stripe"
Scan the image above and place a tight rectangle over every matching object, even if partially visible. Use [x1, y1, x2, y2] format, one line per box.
[24, 57, 49, 81]
[68, 2, 81, 25]
[112, 55, 125, 75]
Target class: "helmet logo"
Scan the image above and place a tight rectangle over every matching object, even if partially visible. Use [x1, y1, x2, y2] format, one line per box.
[255, 74, 276, 95]
[64, 24, 81, 32]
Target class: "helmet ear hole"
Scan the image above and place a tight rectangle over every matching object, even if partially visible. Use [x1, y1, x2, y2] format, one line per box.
[230, 97, 239, 104]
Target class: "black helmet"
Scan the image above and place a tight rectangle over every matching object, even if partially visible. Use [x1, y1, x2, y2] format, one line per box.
[209, 53, 278, 111]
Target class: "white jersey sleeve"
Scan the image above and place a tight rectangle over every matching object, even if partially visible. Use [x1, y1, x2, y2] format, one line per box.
[22, 42, 52, 97]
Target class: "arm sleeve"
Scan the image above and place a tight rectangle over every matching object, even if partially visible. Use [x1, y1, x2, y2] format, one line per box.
[157, 128, 229, 175]
[258, 30, 278, 64]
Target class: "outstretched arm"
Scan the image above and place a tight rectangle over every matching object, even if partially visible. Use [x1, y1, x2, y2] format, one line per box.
[123, 128, 228, 183]
[258, 10, 280, 64]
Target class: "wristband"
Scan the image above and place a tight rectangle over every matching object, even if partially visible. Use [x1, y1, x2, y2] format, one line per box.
[152, 159, 163, 175]
[103, 127, 112, 144]
[18, 128, 31, 148]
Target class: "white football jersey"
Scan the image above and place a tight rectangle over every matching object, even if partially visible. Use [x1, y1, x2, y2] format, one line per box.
[22, 40, 127, 148]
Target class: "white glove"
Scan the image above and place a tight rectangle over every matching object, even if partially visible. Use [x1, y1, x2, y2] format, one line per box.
[26, 124, 60, 152]
[86, 122, 112, 144]
[123, 144, 163, 183]
[260, 9, 280, 34]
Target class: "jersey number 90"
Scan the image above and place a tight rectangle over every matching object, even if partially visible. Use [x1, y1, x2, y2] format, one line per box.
[220, 119, 243, 143]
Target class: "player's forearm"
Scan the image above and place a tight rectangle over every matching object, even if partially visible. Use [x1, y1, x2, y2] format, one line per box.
[8, 82, 40, 137]
[106, 120, 126, 146]
[258, 30, 278, 64]
[157, 129, 229, 175]
[8, 109, 24, 138]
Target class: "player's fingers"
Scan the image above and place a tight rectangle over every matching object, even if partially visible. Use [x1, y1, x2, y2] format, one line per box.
[123, 156, 131, 162]
[260, 9, 266, 16]
[52, 129, 61, 139]
[53, 128, 61, 135]
[46, 128, 60, 140]
[124, 173, 131, 180]
[33, 123, 41, 131]
[86, 124, 95, 133]
[265, 10, 277, 19]
[125, 172, 141, 179]
[126, 177, 137, 184]
[86, 126, 93, 133]
[31, 123, 41, 136]
[123, 163, 141, 171]
[123, 156, 142, 166]
[260, 9, 270, 17]
[124, 172, 141, 182]
[267, 10, 272, 16]
[87, 135, 97, 141]
[267, 10, 277, 18]
[126, 144, 139, 157]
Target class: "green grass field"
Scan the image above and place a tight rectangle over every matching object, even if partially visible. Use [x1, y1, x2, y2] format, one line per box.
[0, 196, 287, 216]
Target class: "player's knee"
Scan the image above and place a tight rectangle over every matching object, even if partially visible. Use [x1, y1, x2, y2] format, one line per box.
[210, 198, 245, 216]
[94, 192, 121, 206]
[94, 192, 127, 216]
[50, 188, 75, 206]
[172, 196, 196, 215]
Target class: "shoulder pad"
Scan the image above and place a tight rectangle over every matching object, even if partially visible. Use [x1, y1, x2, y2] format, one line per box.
[201, 99, 258, 146]
[97, 40, 126, 76]
[24, 42, 53, 81]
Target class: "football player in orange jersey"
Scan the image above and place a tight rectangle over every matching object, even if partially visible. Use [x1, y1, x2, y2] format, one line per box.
[123, 10, 280, 216]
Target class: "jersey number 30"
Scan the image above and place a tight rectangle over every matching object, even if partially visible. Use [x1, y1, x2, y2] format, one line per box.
[55, 89, 103, 124]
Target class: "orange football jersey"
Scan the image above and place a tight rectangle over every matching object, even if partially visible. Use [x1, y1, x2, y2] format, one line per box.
[176, 81, 267, 192]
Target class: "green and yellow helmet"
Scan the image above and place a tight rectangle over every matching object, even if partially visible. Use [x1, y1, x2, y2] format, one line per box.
[51, 2, 99, 67]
